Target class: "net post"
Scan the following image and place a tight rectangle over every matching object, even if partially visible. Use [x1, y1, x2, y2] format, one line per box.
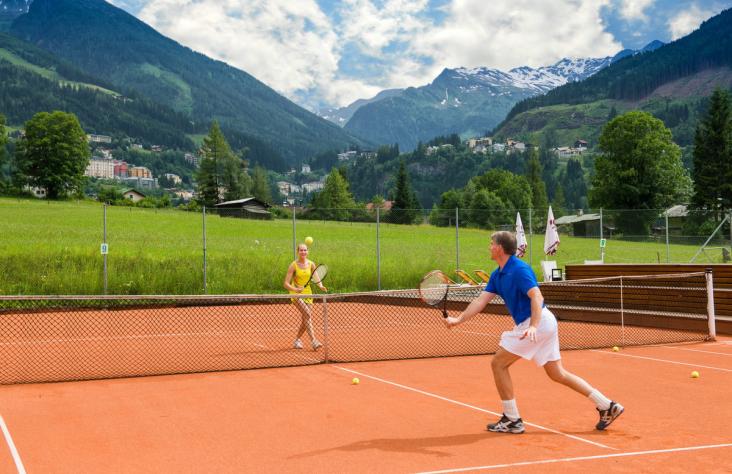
[322, 295, 330, 363]
[620, 276, 625, 347]
[705, 268, 717, 340]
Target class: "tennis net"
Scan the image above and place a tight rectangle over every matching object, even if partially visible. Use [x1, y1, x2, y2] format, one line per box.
[0, 271, 715, 384]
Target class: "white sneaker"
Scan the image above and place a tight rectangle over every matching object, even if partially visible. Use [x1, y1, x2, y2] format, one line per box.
[293, 339, 303, 349]
[312, 340, 322, 350]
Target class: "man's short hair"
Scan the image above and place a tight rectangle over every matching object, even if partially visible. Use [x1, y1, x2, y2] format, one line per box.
[491, 231, 517, 255]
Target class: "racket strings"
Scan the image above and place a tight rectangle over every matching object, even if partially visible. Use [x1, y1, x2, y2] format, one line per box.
[419, 272, 449, 306]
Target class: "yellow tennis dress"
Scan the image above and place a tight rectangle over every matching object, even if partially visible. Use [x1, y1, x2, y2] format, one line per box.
[289, 262, 313, 304]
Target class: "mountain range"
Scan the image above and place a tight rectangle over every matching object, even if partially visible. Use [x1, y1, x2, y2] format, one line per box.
[326, 44, 662, 151]
[1, 0, 365, 169]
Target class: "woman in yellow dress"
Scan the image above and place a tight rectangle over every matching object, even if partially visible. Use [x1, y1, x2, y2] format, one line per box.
[283, 243, 327, 350]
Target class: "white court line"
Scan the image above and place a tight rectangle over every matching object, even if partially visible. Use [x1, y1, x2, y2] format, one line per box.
[662, 346, 732, 357]
[415, 443, 732, 473]
[0, 414, 26, 474]
[333, 366, 614, 450]
[592, 350, 732, 372]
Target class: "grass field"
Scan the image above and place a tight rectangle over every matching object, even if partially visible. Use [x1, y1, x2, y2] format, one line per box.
[0, 198, 725, 295]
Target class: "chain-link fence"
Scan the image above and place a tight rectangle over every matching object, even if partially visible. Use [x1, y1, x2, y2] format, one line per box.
[0, 270, 713, 384]
[1, 199, 731, 295]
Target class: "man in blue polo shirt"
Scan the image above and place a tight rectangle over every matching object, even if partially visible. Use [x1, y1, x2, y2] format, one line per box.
[446, 231, 623, 434]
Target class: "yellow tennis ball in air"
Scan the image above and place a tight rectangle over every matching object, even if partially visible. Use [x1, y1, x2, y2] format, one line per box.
[352, 377, 360, 385]
[304, 236, 314, 246]
[691, 370, 700, 378]
[612, 346, 620, 352]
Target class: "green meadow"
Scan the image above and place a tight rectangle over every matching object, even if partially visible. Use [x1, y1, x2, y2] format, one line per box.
[0, 198, 721, 295]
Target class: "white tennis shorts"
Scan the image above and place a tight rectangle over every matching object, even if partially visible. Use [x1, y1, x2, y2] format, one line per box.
[499, 307, 560, 366]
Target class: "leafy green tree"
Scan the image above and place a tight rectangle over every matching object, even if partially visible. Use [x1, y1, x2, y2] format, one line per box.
[526, 152, 548, 211]
[16, 111, 90, 199]
[471, 169, 532, 212]
[590, 111, 692, 234]
[691, 88, 732, 211]
[389, 160, 421, 224]
[251, 165, 272, 204]
[467, 189, 508, 229]
[429, 189, 463, 226]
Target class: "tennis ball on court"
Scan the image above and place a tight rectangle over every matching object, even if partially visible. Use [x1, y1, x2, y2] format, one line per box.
[352, 377, 360, 385]
[304, 236, 314, 246]
[691, 370, 700, 378]
[612, 346, 620, 352]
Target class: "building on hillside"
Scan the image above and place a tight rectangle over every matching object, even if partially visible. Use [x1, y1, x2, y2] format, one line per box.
[164, 173, 182, 185]
[214, 197, 272, 220]
[302, 181, 324, 193]
[97, 148, 113, 160]
[151, 145, 163, 152]
[123, 177, 157, 190]
[87, 134, 112, 144]
[85, 158, 115, 179]
[122, 189, 145, 203]
[467, 137, 493, 150]
[23, 185, 47, 199]
[113, 160, 129, 178]
[338, 150, 358, 162]
[553, 146, 584, 158]
[574, 139, 589, 150]
[129, 166, 152, 179]
[491, 143, 506, 153]
[172, 190, 194, 201]
[131, 143, 143, 150]
[301, 164, 311, 174]
[184, 153, 200, 167]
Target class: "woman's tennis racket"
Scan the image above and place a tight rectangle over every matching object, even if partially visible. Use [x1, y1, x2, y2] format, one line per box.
[419, 270, 451, 319]
[304, 264, 328, 290]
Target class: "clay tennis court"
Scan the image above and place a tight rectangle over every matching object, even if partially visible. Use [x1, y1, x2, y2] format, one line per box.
[0, 284, 730, 473]
[0, 336, 730, 473]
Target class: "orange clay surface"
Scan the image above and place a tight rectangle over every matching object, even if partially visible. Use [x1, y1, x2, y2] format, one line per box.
[0, 337, 730, 473]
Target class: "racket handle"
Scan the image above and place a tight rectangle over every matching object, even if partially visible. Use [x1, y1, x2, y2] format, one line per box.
[442, 309, 448, 318]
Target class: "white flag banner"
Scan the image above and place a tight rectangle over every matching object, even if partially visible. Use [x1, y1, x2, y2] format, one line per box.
[544, 206, 560, 256]
[515, 212, 527, 258]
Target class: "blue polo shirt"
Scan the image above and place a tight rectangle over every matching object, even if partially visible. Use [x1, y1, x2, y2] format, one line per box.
[484, 255, 542, 325]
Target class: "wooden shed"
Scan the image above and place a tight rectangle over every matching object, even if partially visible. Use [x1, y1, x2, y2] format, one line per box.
[214, 197, 272, 219]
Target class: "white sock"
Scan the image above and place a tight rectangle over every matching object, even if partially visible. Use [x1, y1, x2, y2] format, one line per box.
[502, 399, 520, 421]
[588, 389, 611, 410]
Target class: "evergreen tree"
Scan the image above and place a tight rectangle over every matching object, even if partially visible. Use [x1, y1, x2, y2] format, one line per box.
[309, 168, 358, 221]
[197, 121, 250, 203]
[251, 165, 272, 204]
[692, 88, 732, 210]
[526, 151, 548, 211]
[16, 111, 90, 199]
[195, 156, 219, 207]
[389, 160, 421, 224]
[562, 158, 587, 210]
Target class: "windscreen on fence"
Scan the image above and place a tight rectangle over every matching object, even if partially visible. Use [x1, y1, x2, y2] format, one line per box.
[0, 270, 714, 384]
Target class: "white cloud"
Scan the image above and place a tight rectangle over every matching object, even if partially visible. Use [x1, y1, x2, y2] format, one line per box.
[667, 4, 714, 40]
[617, 0, 655, 22]
[126, 1, 625, 109]
[137, 0, 351, 108]
[408, 0, 621, 77]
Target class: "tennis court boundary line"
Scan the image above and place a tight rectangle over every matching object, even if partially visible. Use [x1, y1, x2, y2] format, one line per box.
[0, 414, 26, 474]
[591, 350, 732, 372]
[415, 443, 732, 473]
[333, 366, 615, 450]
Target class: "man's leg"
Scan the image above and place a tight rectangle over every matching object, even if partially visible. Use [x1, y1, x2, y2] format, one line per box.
[488, 348, 525, 433]
[543, 359, 624, 430]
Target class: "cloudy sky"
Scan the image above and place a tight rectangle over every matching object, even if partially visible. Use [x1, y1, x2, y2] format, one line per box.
[108, 0, 730, 111]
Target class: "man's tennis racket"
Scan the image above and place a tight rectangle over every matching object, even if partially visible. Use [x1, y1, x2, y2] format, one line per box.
[304, 264, 328, 290]
[419, 270, 451, 319]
